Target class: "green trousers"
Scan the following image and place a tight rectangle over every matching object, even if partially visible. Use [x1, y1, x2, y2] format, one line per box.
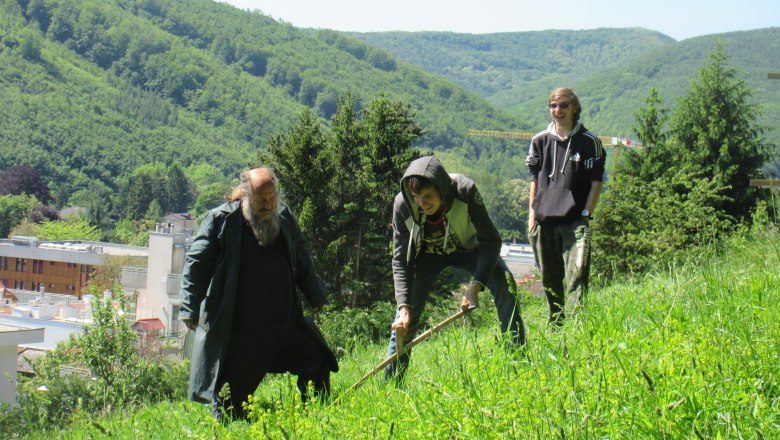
[528, 219, 592, 325]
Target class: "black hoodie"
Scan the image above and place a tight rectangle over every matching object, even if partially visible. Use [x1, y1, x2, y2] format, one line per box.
[525, 122, 606, 224]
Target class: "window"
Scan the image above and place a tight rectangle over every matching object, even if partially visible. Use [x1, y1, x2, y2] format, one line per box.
[15, 258, 28, 272]
[66, 285, 76, 291]
[32, 282, 40, 292]
[14, 280, 24, 289]
[32, 259, 44, 274]
[0, 257, 8, 271]
[171, 306, 182, 334]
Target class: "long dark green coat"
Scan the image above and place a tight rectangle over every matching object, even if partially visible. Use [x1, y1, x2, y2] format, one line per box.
[179, 200, 337, 403]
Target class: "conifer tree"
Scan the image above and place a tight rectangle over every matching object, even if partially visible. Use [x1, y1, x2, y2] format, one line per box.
[259, 93, 421, 306]
[669, 40, 772, 220]
[166, 162, 195, 213]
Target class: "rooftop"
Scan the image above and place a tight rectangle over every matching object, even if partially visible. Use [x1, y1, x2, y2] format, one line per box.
[0, 236, 148, 257]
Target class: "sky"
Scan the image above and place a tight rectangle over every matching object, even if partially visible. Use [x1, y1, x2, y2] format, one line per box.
[220, 0, 778, 41]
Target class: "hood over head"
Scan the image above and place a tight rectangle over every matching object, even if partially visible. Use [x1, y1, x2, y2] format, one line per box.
[400, 156, 453, 217]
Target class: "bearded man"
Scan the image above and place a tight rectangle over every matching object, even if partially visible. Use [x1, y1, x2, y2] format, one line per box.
[180, 168, 337, 419]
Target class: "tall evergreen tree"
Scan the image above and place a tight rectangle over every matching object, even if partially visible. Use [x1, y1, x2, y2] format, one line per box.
[621, 88, 672, 182]
[322, 93, 366, 296]
[123, 163, 168, 220]
[361, 94, 423, 213]
[258, 93, 422, 306]
[633, 88, 669, 149]
[669, 41, 772, 220]
[260, 107, 331, 227]
[351, 94, 421, 304]
[593, 44, 774, 279]
[166, 162, 195, 213]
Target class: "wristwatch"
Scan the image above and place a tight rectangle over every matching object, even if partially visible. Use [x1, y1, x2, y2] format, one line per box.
[581, 209, 593, 219]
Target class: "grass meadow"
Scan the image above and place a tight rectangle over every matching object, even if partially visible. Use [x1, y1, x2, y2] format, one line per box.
[31, 226, 780, 439]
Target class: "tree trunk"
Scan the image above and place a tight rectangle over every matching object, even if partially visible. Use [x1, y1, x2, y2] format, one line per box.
[351, 224, 362, 307]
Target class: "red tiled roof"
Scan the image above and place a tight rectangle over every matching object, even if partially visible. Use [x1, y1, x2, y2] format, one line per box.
[1, 281, 17, 302]
[131, 318, 166, 332]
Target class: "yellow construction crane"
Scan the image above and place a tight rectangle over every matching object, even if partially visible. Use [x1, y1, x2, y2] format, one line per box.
[466, 129, 642, 161]
[466, 129, 640, 147]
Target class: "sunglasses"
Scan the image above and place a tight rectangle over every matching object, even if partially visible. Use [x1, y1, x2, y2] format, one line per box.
[549, 102, 571, 110]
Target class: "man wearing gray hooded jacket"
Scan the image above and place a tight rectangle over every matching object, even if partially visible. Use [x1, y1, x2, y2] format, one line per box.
[385, 156, 526, 379]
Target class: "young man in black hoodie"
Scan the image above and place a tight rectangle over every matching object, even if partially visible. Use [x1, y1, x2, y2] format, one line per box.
[526, 87, 606, 326]
[385, 156, 526, 379]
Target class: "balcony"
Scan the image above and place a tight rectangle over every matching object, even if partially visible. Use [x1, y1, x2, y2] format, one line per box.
[121, 267, 147, 289]
[166, 274, 182, 300]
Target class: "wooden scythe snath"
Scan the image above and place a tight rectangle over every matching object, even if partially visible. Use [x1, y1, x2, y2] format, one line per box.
[332, 306, 476, 405]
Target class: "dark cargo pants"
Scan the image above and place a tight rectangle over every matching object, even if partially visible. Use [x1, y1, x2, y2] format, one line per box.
[385, 250, 526, 380]
[528, 218, 592, 326]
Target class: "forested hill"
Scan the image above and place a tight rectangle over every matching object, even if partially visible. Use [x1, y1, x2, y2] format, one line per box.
[351, 27, 780, 138]
[350, 28, 674, 104]
[4, 0, 776, 211]
[0, 0, 523, 208]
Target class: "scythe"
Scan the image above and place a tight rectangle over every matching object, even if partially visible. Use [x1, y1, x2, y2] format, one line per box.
[333, 305, 475, 405]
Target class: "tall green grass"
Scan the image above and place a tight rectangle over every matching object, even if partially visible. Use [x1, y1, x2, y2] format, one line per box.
[32, 226, 780, 438]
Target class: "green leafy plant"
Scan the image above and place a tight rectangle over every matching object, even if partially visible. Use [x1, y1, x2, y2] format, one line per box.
[1, 285, 188, 438]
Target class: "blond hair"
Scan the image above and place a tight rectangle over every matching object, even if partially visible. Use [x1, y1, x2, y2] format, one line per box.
[549, 87, 582, 124]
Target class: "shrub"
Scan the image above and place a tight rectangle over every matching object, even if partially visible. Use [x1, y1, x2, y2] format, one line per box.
[1, 287, 190, 437]
[318, 302, 396, 358]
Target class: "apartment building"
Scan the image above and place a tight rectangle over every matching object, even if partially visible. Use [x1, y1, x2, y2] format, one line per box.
[0, 237, 148, 298]
[121, 214, 196, 335]
[1, 214, 196, 336]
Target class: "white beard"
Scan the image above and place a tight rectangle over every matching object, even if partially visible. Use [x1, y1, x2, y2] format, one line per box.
[241, 199, 280, 247]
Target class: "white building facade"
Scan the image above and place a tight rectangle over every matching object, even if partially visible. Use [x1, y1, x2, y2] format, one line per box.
[123, 215, 196, 336]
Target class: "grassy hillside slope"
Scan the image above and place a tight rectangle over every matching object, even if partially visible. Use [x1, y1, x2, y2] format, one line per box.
[43, 224, 780, 438]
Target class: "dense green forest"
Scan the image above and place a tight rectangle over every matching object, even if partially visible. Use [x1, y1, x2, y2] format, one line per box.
[6, 0, 777, 218]
[351, 27, 780, 139]
[0, 0, 524, 213]
[0, 0, 776, 300]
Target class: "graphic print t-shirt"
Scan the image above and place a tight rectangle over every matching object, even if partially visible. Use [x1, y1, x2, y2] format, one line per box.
[422, 214, 459, 255]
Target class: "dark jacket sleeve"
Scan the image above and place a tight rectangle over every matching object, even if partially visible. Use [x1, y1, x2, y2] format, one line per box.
[525, 139, 541, 181]
[391, 192, 413, 307]
[467, 184, 502, 286]
[179, 209, 223, 323]
[586, 136, 607, 182]
[286, 208, 328, 309]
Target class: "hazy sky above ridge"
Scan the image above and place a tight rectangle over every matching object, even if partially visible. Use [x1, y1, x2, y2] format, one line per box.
[221, 0, 778, 41]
